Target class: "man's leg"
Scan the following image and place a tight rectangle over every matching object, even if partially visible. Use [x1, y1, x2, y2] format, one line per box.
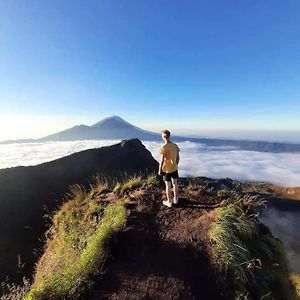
[171, 178, 178, 204]
[165, 181, 172, 203]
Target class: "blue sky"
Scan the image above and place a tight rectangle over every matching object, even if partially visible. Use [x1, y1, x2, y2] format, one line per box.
[0, 0, 300, 141]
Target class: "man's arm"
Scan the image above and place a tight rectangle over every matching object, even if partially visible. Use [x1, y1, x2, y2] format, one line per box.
[158, 155, 164, 175]
[176, 146, 180, 165]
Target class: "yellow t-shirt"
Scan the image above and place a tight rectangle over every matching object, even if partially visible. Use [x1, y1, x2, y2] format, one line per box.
[160, 142, 180, 173]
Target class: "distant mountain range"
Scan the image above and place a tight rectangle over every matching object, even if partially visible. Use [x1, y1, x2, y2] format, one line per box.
[1, 116, 300, 153]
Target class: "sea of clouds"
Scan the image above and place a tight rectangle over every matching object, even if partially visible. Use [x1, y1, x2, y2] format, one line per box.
[1, 139, 300, 187]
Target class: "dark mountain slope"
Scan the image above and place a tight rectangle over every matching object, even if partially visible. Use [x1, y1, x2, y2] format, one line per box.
[0, 139, 158, 283]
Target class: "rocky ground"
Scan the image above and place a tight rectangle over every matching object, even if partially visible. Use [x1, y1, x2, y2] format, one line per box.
[88, 182, 227, 300]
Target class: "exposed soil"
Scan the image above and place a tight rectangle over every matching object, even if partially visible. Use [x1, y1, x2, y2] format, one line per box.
[88, 186, 226, 300]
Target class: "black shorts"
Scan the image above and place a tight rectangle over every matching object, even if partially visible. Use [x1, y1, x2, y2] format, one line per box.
[162, 170, 179, 182]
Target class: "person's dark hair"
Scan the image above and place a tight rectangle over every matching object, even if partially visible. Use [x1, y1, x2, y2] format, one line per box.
[161, 129, 170, 138]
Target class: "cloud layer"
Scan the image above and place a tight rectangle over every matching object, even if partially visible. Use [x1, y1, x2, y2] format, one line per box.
[1, 140, 300, 187]
[261, 208, 300, 273]
[144, 141, 300, 187]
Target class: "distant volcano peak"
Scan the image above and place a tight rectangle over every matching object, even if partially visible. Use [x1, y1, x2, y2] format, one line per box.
[91, 116, 135, 129]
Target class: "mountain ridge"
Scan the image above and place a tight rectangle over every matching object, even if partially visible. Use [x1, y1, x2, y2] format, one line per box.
[0, 138, 158, 283]
[4, 175, 300, 300]
[1, 116, 300, 153]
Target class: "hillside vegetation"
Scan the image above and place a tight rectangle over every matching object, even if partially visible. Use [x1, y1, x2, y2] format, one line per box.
[0, 139, 158, 284]
[1, 175, 299, 300]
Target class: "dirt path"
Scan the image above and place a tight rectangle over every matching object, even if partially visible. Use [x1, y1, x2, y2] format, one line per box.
[88, 187, 225, 300]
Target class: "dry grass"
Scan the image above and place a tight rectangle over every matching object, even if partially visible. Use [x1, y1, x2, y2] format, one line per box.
[0, 278, 31, 300]
[145, 174, 159, 187]
[291, 274, 300, 299]
[113, 174, 158, 194]
[89, 174, 110, 195]
[120, 175, 143, 193]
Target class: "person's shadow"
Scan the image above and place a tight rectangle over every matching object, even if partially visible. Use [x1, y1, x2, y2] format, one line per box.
[174, 197, 218, 209]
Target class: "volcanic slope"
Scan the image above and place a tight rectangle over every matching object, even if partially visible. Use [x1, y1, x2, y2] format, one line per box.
[16, 177, 299, 300]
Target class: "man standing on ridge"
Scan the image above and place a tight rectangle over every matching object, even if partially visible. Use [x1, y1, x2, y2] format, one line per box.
[158, 130, 180, 208]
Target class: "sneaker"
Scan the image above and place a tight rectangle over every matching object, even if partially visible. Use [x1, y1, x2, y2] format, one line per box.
[162, 200, 173, 208]
[173, 198, 178, 205]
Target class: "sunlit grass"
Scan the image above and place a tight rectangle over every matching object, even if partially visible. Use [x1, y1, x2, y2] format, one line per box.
[121, 175, 143, 192]
[291, 274, 300, 298]
[209, 195, 297, 300]
[22, 183, 127, 300]
[113, 174, 158, 194]
[145, 173, 159, 187]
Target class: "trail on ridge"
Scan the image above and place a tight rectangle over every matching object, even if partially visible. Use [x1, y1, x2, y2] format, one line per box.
[89, 185, 225, 300]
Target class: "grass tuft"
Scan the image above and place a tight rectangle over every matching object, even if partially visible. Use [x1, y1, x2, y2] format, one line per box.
[121, 176, 143, 192]
[0, 278, 31, 300]
[113, 175, 144, 194]
[209, 194, 297, 300]
[88, 174, 110, 195]
[145, 174, 159, 187]
[113, 182, 122, 193]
